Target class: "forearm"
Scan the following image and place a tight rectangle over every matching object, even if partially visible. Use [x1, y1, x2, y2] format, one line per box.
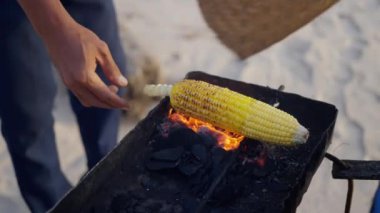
[17, 0, 76, 42]
[17, 0, 129, 109]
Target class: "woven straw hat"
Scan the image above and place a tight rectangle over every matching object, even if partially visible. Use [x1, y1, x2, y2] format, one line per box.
[198, 0, 338, 59]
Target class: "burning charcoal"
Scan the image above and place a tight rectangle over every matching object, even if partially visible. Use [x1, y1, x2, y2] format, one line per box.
[151, 147, 184, 162]
[165, 128, 203, 149]
[276, 164, 302, 183]
[238, 140, 266, 158]
[198, 129, 218, 147]
[178, 151, 203, 176]
[178, 162, 202, 176]
[274, 161, 288, 171]
[212, 184, 240, 204]
[189, 168, 212, 195]
[210, 175, 251, 207]
[211, 147, 228, 166]
[252, 167, 269, 177]
[138, 175, 159, 191]
[252, 158, 275, 178]
[249, 181, 267, 198]
[191, 144, 208, 163]
[145, 159, 179, 171]
[182, 196, 199, 213]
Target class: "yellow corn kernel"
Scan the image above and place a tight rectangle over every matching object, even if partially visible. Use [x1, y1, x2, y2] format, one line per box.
[144, 80, 309, 146]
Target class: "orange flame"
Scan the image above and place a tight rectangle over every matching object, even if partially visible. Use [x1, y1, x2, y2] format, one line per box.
[168, 109, 244, 151]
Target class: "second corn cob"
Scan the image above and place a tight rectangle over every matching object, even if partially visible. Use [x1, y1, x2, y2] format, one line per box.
[144, 80, 309, 146]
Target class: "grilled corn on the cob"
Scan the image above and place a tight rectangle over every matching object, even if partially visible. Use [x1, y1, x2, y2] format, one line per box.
[144, 80, 309, 146]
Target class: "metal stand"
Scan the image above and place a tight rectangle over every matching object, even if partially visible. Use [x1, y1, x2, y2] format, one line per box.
[325, 153, 380, 213]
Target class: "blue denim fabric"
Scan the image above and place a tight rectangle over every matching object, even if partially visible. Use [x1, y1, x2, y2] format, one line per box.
[372, 186, 380, 213]
[0, 0, 126, 212]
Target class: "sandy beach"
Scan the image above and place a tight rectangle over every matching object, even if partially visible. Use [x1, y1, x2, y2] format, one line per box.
[0, 0, 379, 212]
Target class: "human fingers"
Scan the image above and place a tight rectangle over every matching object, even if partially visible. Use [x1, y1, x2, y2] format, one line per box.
[108, 85, 119, 94]
[71, 86, 114, 108]
[86, 73, 129, 109]
[96, 41, 128, 87]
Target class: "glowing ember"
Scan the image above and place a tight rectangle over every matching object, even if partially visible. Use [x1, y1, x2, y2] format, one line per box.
[168, 109, 245, 151]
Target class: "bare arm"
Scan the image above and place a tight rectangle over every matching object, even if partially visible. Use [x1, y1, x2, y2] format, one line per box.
[18, 0, 129, 109]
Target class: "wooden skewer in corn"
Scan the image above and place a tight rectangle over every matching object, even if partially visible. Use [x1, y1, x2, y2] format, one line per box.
[144, 80, 309, 146]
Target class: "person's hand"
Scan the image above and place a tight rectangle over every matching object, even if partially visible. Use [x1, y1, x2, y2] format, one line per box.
[17, 0, 129, 109]
[45, 23, 129, 109]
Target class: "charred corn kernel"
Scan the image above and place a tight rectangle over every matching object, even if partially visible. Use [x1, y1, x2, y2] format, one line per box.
[144, 80, 309, 146]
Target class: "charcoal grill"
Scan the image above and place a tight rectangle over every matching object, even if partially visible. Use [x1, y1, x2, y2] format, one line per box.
[50, 71, 339, 213]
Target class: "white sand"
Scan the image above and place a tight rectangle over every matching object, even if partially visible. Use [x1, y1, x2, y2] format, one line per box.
[0, 0, 379, 212]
